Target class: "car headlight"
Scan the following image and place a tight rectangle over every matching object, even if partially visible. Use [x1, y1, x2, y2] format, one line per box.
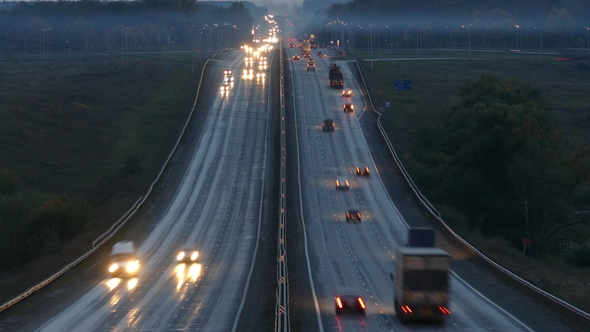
[109, 263, 119, 273]
[177, 252, 186, 261]
[190, 251, 199, 261]
[127, 260, 139, 273]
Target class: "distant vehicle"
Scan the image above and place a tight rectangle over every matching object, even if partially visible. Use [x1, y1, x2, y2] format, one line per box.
[342, 89, 353, 97]
[306, 63, 316, 71]
[304, 53, 311, 59]
[176, 248, 199, 263]
[301, 40, 311, 56]
[356, 166, 370, 176]
[335, 177, 350, 189]
[394, 247, 451, 322]
[346, 209, 361, 222]
[292, 55, 300, 61]
[335, 287, 366, 314]
[108, 241, 139, 278]
[220, 81, 230, 92]
[322, 54, 327, 58]
[322, 118, 334, 131]
[223, 69, 232, 76]
[316, 51, 322, 56]
[307, 58, 315, 64]
[343, 103, 354, 112]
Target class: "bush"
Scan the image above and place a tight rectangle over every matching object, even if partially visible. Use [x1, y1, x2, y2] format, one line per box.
[568, 246, 590, 267]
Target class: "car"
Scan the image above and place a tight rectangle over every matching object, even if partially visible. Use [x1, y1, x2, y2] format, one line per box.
[346, 209, 362, 222]
[335, 177, 350, 189]
[335, 288, 366, 314]
[343, 103, 354, 112]
[176, 248, 199, 263]
[108, 241, 139, 278]
[322, 118, 334, 131]
[307, 63, 316, 71]
[316, 51, 322, 56]
[220, 82, 230, 92]
[342, 89, 353, 97]
[292, 55, 300, 60]
[223, 69, 232, 76]
[224, 75, 234, 82]
[304, 53, 311, 58]
[322, 54, 327, 58]
[356, 166, 370, 176]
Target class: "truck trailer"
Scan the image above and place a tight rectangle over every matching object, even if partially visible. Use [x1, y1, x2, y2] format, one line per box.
[328, 63, 344, 89]
[394, 246, 451, 322]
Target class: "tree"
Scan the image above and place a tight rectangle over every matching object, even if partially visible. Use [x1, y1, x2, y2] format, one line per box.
[414, 76, 589, 256]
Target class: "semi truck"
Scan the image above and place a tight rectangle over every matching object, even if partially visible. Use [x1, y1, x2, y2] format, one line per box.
[301, 40, 311, 56]
[393, 229, 451, 322]
[328, 63, 344, 89]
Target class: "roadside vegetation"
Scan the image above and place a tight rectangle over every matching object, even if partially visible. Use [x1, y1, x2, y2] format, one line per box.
[358, 55, 590, 312]
[0, 54, 201, 302]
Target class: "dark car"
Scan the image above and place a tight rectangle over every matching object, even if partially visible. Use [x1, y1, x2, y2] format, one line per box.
[356, 166, 370, 176]
[343, 103, 354, 112]
[335, 288, 366, 314]
[322, 118, 335, 132]
[292, 55, 300, 61]
[346, 209, 362, 222]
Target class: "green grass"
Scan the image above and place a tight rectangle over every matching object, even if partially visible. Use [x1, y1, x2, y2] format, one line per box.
[357, 53, 590, 313]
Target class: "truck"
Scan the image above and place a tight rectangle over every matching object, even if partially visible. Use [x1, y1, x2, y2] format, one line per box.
[328, 63, 344, 89]
[394, 246, 451, 322]
[301, 40, 311, 56]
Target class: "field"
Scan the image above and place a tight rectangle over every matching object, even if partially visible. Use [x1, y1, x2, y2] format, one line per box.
[356, 49, 590, 313]
[0, 53, 201, 303]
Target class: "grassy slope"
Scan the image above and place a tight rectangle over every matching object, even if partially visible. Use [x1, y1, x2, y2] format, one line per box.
[0, 54, 199, 302]
[358, 51, 590, 312]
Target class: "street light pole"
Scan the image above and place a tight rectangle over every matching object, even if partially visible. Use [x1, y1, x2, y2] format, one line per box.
[515, 25, 520, 50]
[535, 27, 542, 60]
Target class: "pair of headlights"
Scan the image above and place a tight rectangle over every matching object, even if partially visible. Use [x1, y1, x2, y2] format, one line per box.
[109, 260, 139, 273]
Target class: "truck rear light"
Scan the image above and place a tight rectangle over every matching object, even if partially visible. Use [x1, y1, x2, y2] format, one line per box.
[438, 306, 451, 315]
[400, 305, 413, 314]
[335, 297, 343, 309]
[357, 298, 366, 309]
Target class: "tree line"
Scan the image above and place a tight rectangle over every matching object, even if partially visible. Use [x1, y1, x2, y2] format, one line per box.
[304, 0, 590, 51]
[0, 0, 261, 56]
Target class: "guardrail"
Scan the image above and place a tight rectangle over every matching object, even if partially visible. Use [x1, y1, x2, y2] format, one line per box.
[275, 41, 290, 332]
[354, 59, 590, 322]
[0, 58, 213, 314]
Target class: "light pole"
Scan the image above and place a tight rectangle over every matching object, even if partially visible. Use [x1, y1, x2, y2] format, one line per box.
[67, 40, 70, 57]
[586, 27, 590, 53]
[488, 37, 491, 55]
[446, 26, 452, 49]
[462, 24, 471, 59]
[515, 25, 520, 50]
[535, 27, 542, 60]
[578, 38, 585, 49]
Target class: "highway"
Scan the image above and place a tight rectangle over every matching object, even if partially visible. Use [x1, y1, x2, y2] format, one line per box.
[0, 38, 581, 332]
[2, 48, 275, 331]
[285, 46, 576, 331]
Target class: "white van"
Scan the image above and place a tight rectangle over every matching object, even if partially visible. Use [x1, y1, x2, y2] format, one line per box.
[108, 241, 139, 278]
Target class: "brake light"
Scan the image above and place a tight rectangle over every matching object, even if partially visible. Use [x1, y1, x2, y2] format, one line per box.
[439, 306, 451, 315]
[357, 297, 366, 309]
[400, 305, 413, 314]
[335, 297, 343, 309]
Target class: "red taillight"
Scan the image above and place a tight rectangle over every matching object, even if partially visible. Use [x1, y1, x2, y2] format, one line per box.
[357, 297, 366, 309]
[400, 305, 413, 314]
[439, 306, 451, 315]
[336, 297, 343, 309]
